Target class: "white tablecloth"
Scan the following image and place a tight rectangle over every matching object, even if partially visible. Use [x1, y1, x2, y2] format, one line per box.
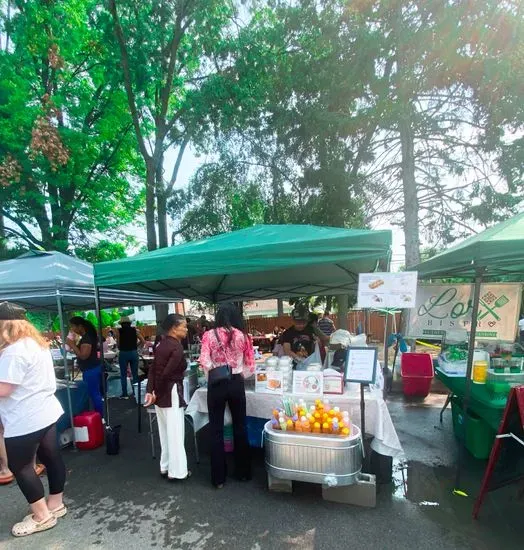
[186, 384, 403, 457]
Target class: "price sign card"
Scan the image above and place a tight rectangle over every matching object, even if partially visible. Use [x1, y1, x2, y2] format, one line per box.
[345, 347, 378, 384]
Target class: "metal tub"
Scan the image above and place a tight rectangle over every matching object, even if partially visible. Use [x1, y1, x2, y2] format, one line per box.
[264, 422, 362, 486]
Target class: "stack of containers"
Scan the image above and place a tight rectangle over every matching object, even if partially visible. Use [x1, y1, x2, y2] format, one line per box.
[278, 356, 293, 393]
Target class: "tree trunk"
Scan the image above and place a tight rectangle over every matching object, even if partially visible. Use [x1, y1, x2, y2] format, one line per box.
[336, 295, 349, 330]
[145, 161, 158, 251]
[400, 111, 421, 268]
[156, 154, 169, 250]
[0, 209, 5, 245]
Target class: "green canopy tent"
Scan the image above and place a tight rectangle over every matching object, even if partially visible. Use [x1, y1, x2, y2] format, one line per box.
[94, 225, 392, 302]
[414, 212, 524, 280]
[94, 224, 392, 434]
[414, 211, 524, 494]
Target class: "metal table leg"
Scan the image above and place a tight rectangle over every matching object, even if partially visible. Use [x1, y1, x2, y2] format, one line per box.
[147, 408, 156, 459]
[440, 393, 453, 423]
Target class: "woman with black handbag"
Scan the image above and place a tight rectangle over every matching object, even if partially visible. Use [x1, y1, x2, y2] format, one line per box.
[199, 304, 255, 488]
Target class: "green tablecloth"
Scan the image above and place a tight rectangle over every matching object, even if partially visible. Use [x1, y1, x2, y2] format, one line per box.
[435, 368, 506, 432]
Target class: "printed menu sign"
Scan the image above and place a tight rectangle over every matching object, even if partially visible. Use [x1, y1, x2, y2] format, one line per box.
[345, 347, 378, 384]
[357, 272, 418, 309]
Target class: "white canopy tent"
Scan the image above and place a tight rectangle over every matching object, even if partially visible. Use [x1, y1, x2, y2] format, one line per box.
[0, 250, 174, 310]
[0, 250, 175, 443]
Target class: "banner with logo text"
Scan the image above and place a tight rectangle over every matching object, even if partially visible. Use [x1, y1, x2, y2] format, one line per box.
[406, 283, 522, 341]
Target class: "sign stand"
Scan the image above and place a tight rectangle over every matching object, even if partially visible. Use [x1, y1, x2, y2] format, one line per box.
[345, 347, 377, 447]
[473, 386, 524, 519]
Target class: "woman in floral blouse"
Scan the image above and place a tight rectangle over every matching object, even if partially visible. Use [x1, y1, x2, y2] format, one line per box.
[199, 303, 255, 488]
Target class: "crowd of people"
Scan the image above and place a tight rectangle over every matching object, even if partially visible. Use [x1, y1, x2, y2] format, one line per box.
[0, 298, 335, 537]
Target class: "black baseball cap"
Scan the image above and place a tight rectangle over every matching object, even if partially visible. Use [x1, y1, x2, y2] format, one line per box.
[0, 302, 27, 321]
[291, 306, 309, 322]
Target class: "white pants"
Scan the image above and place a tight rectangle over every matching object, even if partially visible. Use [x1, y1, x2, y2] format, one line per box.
[155, 385, 188, 479]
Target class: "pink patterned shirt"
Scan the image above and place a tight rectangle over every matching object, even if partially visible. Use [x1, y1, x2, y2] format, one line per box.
[199, 328, 255, 378]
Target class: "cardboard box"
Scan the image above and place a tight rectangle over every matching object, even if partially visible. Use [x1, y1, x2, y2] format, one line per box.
[323, 369, 344, 394]
[322, 473, 376, 507]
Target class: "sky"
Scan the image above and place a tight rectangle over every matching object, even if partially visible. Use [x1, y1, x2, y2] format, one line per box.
[159, 147, 409, 272]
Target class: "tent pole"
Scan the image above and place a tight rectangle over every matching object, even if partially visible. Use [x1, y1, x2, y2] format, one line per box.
[94, 286, 109, 425]
[56, 293, 76, 449]
[454, 269, 484, 495]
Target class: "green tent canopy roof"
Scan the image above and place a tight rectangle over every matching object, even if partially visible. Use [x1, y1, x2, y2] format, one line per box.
[414, 212, 524, 280]
[94, 225, 392, 302]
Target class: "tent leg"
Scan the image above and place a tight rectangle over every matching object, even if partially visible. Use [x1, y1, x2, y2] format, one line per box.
[56, 294, 76, 449]
[383, 312, 390, 399]
[454, 270, 484, 494]
[94, 286, 109, 425]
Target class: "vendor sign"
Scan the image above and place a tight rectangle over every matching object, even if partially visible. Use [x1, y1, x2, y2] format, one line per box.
[407, 283, 522, 341]
[357, 272, 418, 309]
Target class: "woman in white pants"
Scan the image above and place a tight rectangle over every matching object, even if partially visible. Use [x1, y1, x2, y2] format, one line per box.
[144, 314, 190, 481]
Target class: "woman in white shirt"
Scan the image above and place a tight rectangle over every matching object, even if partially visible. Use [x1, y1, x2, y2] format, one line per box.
[0, 302, 65, 537]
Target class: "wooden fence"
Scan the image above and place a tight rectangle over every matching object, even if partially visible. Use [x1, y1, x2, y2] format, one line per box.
[45, 312, 399, 344]
[246, 311, 400, 343]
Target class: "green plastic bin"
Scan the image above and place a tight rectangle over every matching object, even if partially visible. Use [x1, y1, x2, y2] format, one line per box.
[451, 396, 496, 460]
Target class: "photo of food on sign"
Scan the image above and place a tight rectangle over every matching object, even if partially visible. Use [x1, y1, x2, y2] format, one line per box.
[293, 371, 323, 396]
[368, 278, 384, 289]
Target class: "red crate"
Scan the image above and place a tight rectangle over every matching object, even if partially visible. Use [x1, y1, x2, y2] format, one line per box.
[400, 353, 434, 397]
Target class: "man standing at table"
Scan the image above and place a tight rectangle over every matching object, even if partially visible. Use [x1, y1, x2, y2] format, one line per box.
[281, 306, 329, 365]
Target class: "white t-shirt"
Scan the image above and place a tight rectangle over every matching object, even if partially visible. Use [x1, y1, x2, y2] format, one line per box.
[519, 318, 524, 331]
[0, 338, 63, 438]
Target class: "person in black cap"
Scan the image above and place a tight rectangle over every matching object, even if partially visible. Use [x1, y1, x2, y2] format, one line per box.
[0, 302, 66, 537]
[281, 306, 329, 365]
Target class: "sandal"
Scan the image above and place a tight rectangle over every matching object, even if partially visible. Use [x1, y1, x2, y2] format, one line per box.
[12, 514, 57, 537]
[50, 504, 68, 519]
[23, 504, 67, 523]
[0, 472, 14, 485]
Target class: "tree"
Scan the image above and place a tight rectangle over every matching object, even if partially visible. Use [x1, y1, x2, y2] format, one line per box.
[0, 0, 142, 252]
[354, 0, 524, 265]
[107, 0, 238, 250]
[169, 156, 271, 241]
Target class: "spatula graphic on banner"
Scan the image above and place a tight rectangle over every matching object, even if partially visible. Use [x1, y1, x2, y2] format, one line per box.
[494, 295, 509, 309]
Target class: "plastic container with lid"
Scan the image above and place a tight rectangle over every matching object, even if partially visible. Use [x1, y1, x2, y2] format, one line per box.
[486, 369, 524, 397]
[472, 360, 489, 384]
[73, 412, 104, 450]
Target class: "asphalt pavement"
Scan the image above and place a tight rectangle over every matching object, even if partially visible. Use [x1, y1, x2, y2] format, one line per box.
[0, 393, 521, 549]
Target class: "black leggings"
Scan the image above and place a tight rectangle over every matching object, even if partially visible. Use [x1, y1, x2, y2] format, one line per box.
[5, 424, 66, 504]
[207, 374, 251, 486]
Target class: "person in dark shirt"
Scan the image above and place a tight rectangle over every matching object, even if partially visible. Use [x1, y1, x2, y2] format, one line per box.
[67, 317, 104, 416]
[116, 316, 145, 398]
[281, 307, 329, 365]
[144, 314, 190, 481]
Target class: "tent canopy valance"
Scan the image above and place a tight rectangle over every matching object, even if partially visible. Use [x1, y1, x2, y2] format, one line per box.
[93, 225, 393, 303]
[0, 250, 174, 311]
[414, 212, 524, 280]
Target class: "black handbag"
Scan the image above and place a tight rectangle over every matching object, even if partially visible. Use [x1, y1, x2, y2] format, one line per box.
[208, 329, 232, 386]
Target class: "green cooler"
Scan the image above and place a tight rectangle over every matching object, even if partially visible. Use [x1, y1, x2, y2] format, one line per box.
[451, 396, 496, 460]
